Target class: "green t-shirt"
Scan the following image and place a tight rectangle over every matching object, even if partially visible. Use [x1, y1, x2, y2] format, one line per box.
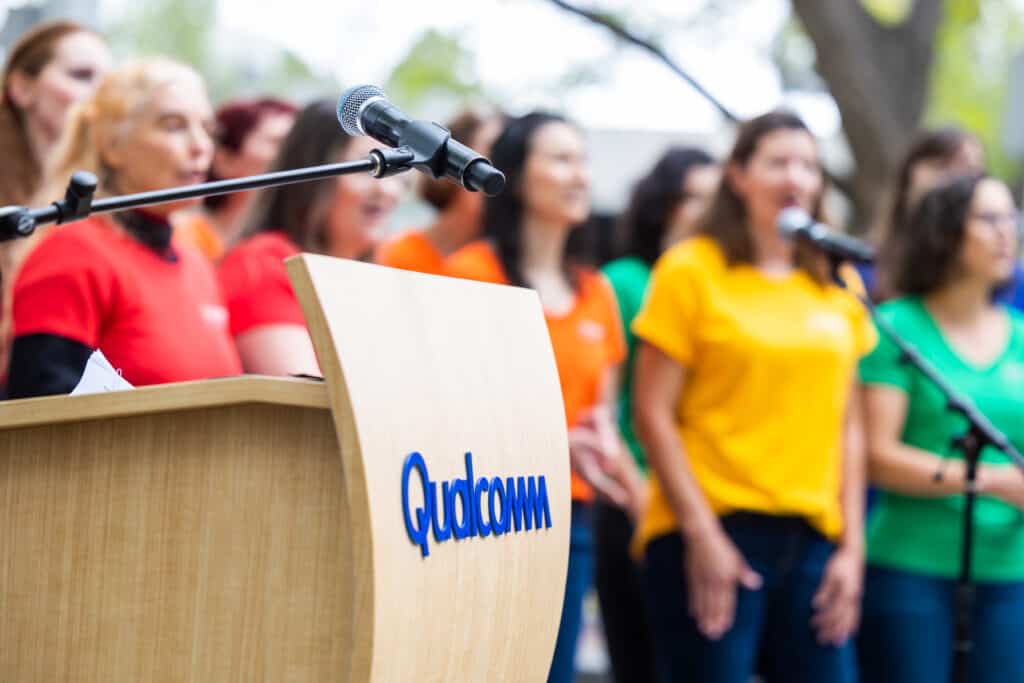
[859, 296, 1024, 581]
[601, 256, 652, 472]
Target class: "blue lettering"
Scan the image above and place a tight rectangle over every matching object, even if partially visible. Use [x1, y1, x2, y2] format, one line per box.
[449, 478, 472, 539]
[464, 452, 478, 537]
[474, 477, 491, 537]
[401, 452, 432, 557]
[489, 476, 509, 535]
[401, 451, 551, 557]
[506, 475, 552, 532]
[429, 481, 451, 543]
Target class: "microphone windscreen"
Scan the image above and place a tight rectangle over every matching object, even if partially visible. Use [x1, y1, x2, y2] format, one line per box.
[777, 206, 813, 239]
[337, 84, 386, 136]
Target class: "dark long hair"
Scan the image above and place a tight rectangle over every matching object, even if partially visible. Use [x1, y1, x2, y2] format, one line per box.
[240, 99, 353, 252]
[893, 173, 989, 295]
[619, 146, 715, 265]
[483, 112, 591, 289]
[875, 127, 982, 300]
[695, 109, 828, 282]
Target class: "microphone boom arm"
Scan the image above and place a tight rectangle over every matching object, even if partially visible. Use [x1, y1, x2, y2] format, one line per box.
[0, 147, 415, 242]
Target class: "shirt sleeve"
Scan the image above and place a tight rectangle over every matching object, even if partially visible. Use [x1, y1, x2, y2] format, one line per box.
[858, 309, 910, 391]
[602, 261, 644, 343]
[631, 253, 701, 367]
[7, 333, 92, 398]
[594, 273, 627, 365]
[12, 231, 112, 348]
[218, 245, 305, 337]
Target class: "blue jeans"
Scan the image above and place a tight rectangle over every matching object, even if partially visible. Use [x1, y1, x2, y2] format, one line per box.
[547, 501, 593, 683]
[644, 513, 856, 683]
[859, 565, 1024, 683]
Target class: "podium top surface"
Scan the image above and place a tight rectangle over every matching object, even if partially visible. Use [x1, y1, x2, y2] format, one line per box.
[0, 375, 328, 430]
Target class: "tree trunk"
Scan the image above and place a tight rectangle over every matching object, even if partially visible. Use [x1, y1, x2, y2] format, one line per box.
[791, 0, 943, 230]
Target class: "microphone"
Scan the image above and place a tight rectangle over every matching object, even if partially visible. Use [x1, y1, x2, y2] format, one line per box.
[337, 85, 505, 196]
[777, 207, 874, 264]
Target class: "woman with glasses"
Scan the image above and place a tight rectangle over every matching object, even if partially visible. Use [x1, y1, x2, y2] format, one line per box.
[859, 174, 1024, 682]
[865, 127, 1024, 309]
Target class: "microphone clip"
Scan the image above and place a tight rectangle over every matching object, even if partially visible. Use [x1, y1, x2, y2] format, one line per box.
[369, 147, 417, 179]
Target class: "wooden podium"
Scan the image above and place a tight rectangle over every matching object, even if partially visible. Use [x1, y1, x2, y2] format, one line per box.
[0, 256, 571, 682]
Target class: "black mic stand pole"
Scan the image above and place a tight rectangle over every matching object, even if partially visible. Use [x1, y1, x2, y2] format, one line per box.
[828, 257, 1024, 683]
[0, 147, 416, 242]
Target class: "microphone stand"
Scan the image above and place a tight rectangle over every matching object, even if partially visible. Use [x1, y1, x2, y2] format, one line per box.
[828, 257, 1024, 683]
[0, 147, 416, 241]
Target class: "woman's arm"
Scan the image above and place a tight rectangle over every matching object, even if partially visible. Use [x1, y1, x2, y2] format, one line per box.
[633, 342, 761, 640]
[864, 384, 1024, 505]
[7, 333, 93, 398]
[575, 364, 646, 519]
[233, 324, 320, 377]
[811, 380, 867, 646]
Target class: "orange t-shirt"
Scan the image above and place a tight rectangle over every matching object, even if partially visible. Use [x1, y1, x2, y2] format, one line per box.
[173, 211, 224, 262]
[444, 241, 626, 501]
[374, 229, 445, 275]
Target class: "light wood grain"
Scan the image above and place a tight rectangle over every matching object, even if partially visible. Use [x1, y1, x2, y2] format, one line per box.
[0, 375, 328, 430]
[0, 401, 348, 682]
[288, 255, 571, 682]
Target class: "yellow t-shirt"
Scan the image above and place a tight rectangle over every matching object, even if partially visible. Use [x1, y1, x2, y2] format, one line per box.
[632, 236, 877, 547]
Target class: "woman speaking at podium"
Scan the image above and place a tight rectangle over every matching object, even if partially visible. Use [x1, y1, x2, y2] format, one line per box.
[6, 58, 242, 398]
[444, 112, 644, 683]
[218, 99, 406, 377]
[632, 111, 875, 682]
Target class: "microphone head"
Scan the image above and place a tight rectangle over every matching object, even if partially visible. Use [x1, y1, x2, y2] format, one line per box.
[777, 206, 813, 239]
[337, 84, 386, 136]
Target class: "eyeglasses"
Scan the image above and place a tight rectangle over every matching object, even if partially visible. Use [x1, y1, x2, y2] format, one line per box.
[970, 210, 1022, 229]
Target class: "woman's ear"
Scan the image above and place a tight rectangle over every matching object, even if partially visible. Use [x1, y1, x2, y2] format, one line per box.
[725, 160, 747, 200]
[98, 126, 127, 173]
[6, 71, 36, 110]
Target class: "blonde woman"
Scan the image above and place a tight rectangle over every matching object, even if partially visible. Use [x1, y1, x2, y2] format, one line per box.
[7, 58, 241, 398]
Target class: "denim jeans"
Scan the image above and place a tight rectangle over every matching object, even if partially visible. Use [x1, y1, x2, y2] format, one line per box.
[547, 501, 593, 683]
[858, 565, 1024, 683]
[644, 512, 857, 683]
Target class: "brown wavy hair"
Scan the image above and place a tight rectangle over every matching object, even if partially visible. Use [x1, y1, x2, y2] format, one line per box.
[0, 20, 94, 207]
[695, 109, 829, 283]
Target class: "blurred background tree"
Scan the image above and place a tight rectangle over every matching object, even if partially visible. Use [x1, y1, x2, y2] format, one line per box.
[4, 0, 1024, 231]
[547, 0, 1024, 228]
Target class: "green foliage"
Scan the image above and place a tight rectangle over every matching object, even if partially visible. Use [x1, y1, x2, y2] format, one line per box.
[107, 0, 216, 67]
[860, 0, 914, 26]
[385, 29, 483, 112]
[104, 0, 336, 104]
[926, 0, 1024, 180]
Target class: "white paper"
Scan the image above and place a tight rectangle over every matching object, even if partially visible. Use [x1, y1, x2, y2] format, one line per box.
[70, 350, 134, 396]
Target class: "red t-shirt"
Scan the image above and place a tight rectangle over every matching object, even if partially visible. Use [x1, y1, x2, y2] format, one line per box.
[12, 216, 242, 387]
[218, 231, 304, 337]
[444, 241, 627, 501]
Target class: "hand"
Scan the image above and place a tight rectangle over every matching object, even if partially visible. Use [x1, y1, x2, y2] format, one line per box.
[811, 544, 863, 646]
[684, 528, 762, 640]
[609, 452, 648, 522]
[981, 465, 1024, 510]
[568, 425, 630, 508]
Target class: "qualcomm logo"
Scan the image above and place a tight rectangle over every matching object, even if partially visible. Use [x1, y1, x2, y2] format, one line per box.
[401, 451, 553, 557]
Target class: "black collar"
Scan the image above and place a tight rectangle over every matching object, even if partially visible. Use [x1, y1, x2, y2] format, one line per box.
[113, 210, 178, 262]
